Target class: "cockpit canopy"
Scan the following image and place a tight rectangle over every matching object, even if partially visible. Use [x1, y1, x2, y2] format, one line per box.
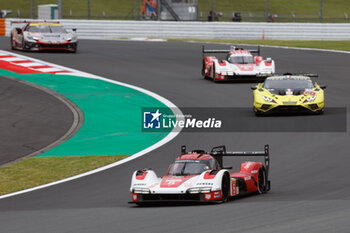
[263, 77, 315, 95]
[168, 159, 219, 176]
[227, 54, 255, 64]
[26, 24, 67, 33]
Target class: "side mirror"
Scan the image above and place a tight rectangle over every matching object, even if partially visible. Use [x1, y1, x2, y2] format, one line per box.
[266, 57, 272, 63]
[181, 145, 186, 154]
[320, 85, 327, 89]
[251, 86, 257, 90]
[15, 28, 22, 34]
[72, 28, 77, 32]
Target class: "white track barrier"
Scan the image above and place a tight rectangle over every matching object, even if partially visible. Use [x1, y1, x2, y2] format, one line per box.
[5, 19, 350, 40]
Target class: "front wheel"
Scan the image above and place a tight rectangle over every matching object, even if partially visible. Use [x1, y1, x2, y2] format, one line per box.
[21, 37, 26, 50]
[314, 108, 324, 115]
[202, 60, 207, 78]
[212, 66, 220, 83]
[254, 107, 264, 116]
[257, 167, 267, 194]
[221, 173, 230, 202]
[10, 34, 15, 50]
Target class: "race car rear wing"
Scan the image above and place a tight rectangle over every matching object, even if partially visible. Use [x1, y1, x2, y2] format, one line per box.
[10, 20, 60, 25]
[181, 144, 270, 179]
[202, 45, 260, 56]
[273, 72, 318, 78]
[210, 145, 269, 175]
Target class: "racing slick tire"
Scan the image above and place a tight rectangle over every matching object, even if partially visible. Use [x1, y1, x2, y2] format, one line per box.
[221, 172, 230, 202]
[257, 167, 267, 194]
[70, 44, 78, 53]
[202, 60, 208, 79]
[254, 107, 265, 116]
[21, 37, 26, 51]
[212, 66, 220, 83]
[314, 108, 324, 115]
[10, 34, 15, 50]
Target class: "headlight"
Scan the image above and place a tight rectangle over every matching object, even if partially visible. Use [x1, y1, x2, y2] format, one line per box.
[304, 95, 317, 103]
[262, 96, 276, 103]
[26, 36, 39, 41]
[67, 36, 77, 41]
[188, 187, 211, 194]
[133, 188, 150, 194]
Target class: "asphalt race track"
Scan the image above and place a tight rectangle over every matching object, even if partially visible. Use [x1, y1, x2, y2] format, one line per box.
[0, 76, 73, 165]
[0, 38, 349, 233]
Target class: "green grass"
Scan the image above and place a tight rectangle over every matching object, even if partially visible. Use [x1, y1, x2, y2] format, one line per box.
[168, 39, 350, 52]
[198, 0, 350, 22]
[0, 155, 128, 195]
[1, 0, 349, 22]
[198, 0, 350, 15]
[0, 0, 138, 19]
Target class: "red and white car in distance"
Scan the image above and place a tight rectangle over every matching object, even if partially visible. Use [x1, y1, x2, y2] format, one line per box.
[202, 45, 275, 82]
[10, 21, 78, 52]
[130, 145, 270, 205]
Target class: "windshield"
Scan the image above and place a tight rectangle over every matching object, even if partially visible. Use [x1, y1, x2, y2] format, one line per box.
[27, 25, 67, 33]
[168, 160, 215, 176]
[263, 79, 314, 94]
[228, 55, 254, 64]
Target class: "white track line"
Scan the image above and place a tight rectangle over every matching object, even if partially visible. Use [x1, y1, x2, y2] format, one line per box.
[34, 67, 63, 72]
[17, 62, 46, 67]
[0, 49, 183, 200]
[0, 57, 27, 61]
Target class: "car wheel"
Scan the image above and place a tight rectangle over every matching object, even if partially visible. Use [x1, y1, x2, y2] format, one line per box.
[257, 167, 267, 194]
[213, 66, 220, 83]
[221, 173, 230, 202]
[202, 60, 207, 78]
[136, 202, 151, 207]
[315, 108, 324, 115]
[10, 35, 15, 50]
[21, 37, 26, 50]
[254, 107, 264, 116]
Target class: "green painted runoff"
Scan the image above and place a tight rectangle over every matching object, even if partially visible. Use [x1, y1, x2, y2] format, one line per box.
[0, 69, 172, 157]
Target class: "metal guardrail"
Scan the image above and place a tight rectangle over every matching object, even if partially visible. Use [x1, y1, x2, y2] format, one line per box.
[5, 19, 350, 40]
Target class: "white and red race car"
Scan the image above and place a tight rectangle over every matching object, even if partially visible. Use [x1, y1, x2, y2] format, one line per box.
[130, 145, 270, 205]
[202, 45, 275, 82]
[10, 21, 78, 52]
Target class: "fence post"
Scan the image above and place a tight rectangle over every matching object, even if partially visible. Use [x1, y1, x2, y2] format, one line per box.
[157, 0, 161, 21]
[265, 0, 269, 22]
[31, 0, 34, 19]
[292, 12, 295, 22]
[88, 0, 91, 19]
[345, 13, 348, 23]
[319, 0, 323, 23]
[58, 0, 62, 19]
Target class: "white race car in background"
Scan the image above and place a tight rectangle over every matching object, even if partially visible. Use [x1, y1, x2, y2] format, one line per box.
[10, 21, 78, 52]
[202, 45, 275, 82]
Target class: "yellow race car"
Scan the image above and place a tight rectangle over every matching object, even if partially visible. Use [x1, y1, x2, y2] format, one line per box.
[251, 74, 326, 115]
